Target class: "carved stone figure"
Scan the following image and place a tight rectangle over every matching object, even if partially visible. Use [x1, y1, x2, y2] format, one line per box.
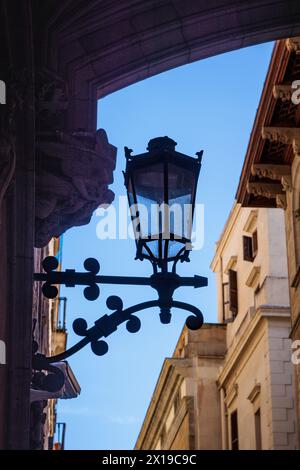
[35, 128, 117, 247]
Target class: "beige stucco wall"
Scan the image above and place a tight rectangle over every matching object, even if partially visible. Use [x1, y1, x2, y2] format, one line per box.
[135, 325, 226, 450]
[219, 314, 298, 449]
[170, 413, 190, 450]
[212, 205, 289, 334]
[222, 319, 270, 449]
[213, 203, 298, 449]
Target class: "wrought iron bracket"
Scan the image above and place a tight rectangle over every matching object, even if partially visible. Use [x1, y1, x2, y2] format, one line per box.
[34, 256, 207, 303]
[33, 256, 207, 364]
[32, 295, 204, 366]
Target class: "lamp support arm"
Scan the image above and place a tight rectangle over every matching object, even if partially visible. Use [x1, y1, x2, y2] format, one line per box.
[32, 296, 204, 368]
[34, 256, 207, 301]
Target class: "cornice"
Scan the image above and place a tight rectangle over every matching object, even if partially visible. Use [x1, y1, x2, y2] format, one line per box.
[236, 39, 290, 204]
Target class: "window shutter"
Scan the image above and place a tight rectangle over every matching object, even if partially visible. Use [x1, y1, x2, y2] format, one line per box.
[229, 269, 238, 316]
[252, 230, 258, 258]
[243, 235, 253, 261]
[222, 282, 229, 322]
[231, 410, 239, 450]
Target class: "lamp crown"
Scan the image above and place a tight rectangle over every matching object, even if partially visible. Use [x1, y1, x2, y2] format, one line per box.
[147, 136, 177, 153]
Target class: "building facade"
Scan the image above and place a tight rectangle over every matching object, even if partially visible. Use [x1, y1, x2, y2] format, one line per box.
[135, 324, 226, 450]
[29, 238, 80, 450]
[136, 204, 299, 450]
[30, 239, 63, 450]
[212, 204, 298, 450]
[236, 37, 300, 441]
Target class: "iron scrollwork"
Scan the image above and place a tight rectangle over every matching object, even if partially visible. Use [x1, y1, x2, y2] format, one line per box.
[33, 295, 203, 366]
[33, 256, 206, 364]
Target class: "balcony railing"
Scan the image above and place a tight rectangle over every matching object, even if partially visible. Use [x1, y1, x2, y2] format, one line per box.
[53, 422, 66, 450]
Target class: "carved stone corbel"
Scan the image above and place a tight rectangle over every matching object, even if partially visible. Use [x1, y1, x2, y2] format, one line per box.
[281, 175, 292, 192]
[273, 84, 292, 102]
[262, 126, 300, 158]
[276, 194, 287, 209]
[247, 182, 286, 208]
[286, 37, 300, 54]
[251, 163, 290, 180]
[31, 69, 118, 247]
[251, 164, 292, 192]
[35, 128, 117, 247]
[247, 182, 283, 199]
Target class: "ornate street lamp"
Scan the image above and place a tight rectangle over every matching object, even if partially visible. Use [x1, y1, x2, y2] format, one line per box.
[124, 136, 201, 270]
[33, 137, 207, 390]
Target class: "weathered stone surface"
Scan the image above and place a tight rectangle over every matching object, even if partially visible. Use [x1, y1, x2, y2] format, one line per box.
[35, 128, 117, 247]
[0, 133, 15, 206]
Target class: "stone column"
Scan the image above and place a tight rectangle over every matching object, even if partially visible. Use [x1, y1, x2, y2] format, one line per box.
[0, 0, 35, 449]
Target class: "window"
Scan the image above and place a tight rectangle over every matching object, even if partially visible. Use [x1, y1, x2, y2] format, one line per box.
[223, 270, 238, 321]
[229, 269, 238, 316]
[252, 230, 258, 258]
[222, 281, 229, 322]
[230, 410, 239, 450]
[243, 235, 253, 261]
[243, 230, 258, 262]
[254, 408, 262, 450]
[174, 389, 181, 414]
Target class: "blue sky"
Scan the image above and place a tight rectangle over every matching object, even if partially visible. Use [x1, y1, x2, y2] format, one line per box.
[57, 41, 273, 449]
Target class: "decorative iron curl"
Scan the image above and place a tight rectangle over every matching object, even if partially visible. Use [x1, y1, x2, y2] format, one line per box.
[35, 295, 203, 365]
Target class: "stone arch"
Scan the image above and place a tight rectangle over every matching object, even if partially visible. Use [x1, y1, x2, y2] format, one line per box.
[28, 0, 300, 245]
[34, 0, 300, 132]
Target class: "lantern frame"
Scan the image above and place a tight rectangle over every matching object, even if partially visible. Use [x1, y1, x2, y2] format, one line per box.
[124, 137, 202, 271]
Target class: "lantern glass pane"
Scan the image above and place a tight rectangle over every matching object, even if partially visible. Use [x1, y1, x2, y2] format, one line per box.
[168, 163, 195, 241]
[133, 163, 164, 239]
[141, 239, 159, 258]
[127, 151, 198, 263]
[167, 239, 186, 258]
[127, 178, 141, 241]
[127, 178, 135, 207]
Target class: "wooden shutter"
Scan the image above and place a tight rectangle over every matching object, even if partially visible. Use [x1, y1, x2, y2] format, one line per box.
[229, 269, 238, 316]
[222, 282, 229, 322]
[231, 410, 239, 450]
[252, 230, 258, 258]
[243, 235, 253, 261]
[255, 408, 262, 450]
